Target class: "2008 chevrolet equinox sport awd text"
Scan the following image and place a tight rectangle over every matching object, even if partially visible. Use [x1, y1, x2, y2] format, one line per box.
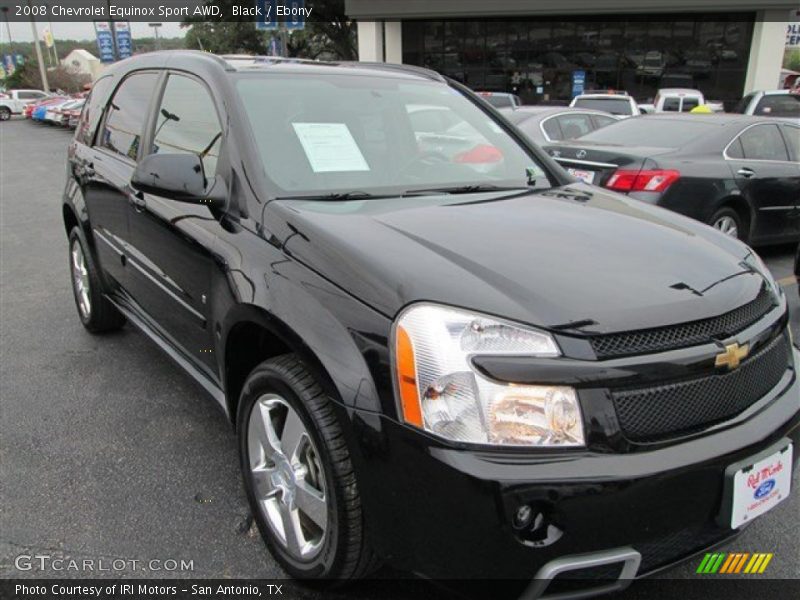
[62, 52, 799, 597]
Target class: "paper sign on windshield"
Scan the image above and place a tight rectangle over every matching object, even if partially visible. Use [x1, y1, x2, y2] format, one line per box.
[292, 123, 370, 173]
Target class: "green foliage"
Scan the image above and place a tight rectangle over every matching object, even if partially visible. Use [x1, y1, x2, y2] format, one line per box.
[785, 48, 800, 73]
[183, 0, 356, 60]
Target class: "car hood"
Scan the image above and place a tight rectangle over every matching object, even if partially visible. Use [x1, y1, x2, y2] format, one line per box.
[264, 183, 767, 334]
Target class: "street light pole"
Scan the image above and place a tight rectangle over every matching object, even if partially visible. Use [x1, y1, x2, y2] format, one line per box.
[148, 23, 162, 50]
[28, 1, 49, 91]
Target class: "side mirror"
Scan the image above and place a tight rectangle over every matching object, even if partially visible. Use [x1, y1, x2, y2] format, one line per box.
[131, 153, 226, 208]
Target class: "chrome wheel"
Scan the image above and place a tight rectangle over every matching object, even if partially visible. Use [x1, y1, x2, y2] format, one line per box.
[248, 394, 327, 561]
[71, 240, 91, 319]
[713, 215, 739, 238]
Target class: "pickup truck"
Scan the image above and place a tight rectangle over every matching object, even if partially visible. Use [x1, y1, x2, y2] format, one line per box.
[0, 89, 50, 121]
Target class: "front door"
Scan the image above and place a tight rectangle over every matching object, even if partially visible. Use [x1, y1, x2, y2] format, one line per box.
[124, 72, 224, 376]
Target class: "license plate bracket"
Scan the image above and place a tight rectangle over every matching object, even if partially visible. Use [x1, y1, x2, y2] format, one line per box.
[717, 439, 792, 529]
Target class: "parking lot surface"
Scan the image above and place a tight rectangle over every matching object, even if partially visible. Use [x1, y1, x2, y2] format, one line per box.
[1, 119, 798, 593]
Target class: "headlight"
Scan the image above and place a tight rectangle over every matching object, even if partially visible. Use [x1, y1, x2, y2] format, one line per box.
[393, 304, 584, 447]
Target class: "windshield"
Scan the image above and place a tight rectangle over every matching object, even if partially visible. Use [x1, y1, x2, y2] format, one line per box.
[572, 97, 633, 115]
[235, 73, 551, 197]
[577, 118, 719, 148]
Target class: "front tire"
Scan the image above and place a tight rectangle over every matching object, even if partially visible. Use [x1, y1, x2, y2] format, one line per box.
[68, 228, 125, 333]
[709, 207, 745, 241]
[0, 107, 11, 121]
[237, 355, 379, 581]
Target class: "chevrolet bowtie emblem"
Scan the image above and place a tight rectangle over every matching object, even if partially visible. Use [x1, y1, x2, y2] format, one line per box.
[715, 343, 749, 371]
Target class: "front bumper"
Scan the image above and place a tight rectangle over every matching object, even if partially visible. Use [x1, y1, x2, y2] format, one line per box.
[350, 347, 800, 584]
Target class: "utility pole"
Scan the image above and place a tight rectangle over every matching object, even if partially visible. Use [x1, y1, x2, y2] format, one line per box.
[28, 1, 49, 91]
[1, 7, 12, 46]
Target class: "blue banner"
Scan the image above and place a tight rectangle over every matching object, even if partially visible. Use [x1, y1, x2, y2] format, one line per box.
[2, 55, 15, 77]
[114, 21, 133, 60]
[284, 0, 306, 30]
[255, 0, 278, 30]
[571, 70, 586, 98]
[94, 22, 116, 63]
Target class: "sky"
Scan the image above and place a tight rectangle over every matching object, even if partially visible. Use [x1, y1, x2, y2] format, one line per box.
[2, 20, 186, 43]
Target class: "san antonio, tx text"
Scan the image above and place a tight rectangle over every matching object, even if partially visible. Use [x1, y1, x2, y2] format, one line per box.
[16, 583, 283, 597]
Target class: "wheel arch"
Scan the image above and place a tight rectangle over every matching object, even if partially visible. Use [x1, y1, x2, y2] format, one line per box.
[221, 304, 341, 428]
[712, 194, 754, 242]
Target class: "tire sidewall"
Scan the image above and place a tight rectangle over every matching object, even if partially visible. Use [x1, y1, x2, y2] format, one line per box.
[68, 228, 94, 328]
[237, 366, 341, 578]
[0, 107, 10, 121]
[710, 207, 745, 242]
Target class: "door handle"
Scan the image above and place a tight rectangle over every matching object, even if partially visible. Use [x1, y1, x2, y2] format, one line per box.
[737, 167, 755, 178]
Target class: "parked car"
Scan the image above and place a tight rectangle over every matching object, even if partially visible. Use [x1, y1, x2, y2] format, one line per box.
[475, 91, 522, 109]
[63, 52, 799, 596]
[653, 88, 705, 113]
[31, 97, 66, 122]
[500, 106, 619, 144]
[733, 90, 800, 118]
[44, 98, 78, 125]
[569, 92, 640, 117]
[543, 115, 800, 245]
[0, 88, 50, 121]
[64, 99, 85, 128]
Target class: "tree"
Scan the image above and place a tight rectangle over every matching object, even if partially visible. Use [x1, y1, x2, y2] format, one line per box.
[183, 0, 356, 60]
[4, 61, 90, 93]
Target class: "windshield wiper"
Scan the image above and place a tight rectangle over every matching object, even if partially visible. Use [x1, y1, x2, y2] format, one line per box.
[402, 184, 532, 197]
[274, 191, 387, 201]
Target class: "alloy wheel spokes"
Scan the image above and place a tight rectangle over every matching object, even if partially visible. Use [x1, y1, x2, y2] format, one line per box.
[247, 394, 327, 560]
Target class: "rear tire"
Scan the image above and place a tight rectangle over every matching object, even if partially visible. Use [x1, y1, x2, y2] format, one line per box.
[237, 354, 380, 582]
[709, 207, 745, 242]
[68, 228, 125, 333]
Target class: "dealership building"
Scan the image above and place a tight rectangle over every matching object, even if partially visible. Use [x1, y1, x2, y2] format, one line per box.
[347, 0, 797, 108]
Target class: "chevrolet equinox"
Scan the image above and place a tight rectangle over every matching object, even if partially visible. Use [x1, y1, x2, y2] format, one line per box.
[62, 52, 799, 597]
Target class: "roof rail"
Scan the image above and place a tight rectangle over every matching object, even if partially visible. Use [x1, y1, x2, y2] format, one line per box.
[335, 61, 445, 82]
[219, 54, 320, 68]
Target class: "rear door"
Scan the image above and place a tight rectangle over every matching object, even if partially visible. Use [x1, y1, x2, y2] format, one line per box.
[725, 123, 800, 241]
[82, 72, 161, 289]
[124, 72, 223, 374]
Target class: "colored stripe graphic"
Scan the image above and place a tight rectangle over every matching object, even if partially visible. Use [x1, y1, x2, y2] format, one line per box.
[698, 552, 772, 574]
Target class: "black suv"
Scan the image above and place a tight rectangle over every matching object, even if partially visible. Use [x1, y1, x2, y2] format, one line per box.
[63, 52, 798, 596]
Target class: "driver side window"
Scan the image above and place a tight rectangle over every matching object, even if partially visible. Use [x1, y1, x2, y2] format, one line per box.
[151, 74, 223, 177]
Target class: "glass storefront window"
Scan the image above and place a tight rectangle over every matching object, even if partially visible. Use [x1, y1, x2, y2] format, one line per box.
[402, 15, 754, 108]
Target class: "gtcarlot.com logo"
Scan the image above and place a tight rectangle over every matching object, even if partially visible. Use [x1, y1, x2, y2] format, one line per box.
[14, 554, 194, 573]
[696, 552, 773, 574]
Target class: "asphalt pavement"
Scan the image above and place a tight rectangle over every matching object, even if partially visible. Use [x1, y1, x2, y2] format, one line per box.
[0, 119, 798, 596]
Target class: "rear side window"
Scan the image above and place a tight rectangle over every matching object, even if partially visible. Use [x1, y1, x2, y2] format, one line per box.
[150, 74, 223, 177]
[754, 94, 800, 118]
[779, 125, 799, 161]
[76, 76, 113, 146]
[18, 91, 44, 100]
[541, 117, 562, 140]
[99, 72, 160, 161]
[736, 124, 789, 161]
[592, 115, 616, 129]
